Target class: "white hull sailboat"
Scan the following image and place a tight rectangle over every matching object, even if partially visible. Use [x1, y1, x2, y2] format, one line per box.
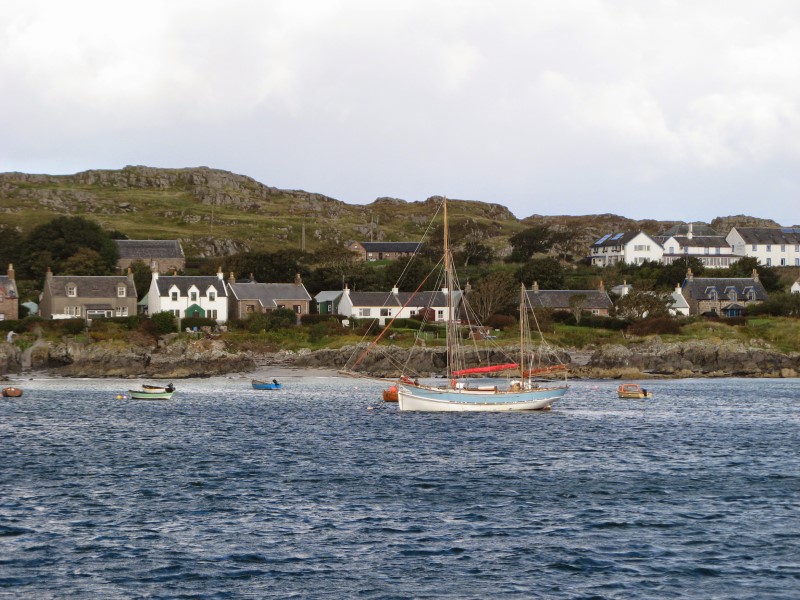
[344, 195, 568, 412]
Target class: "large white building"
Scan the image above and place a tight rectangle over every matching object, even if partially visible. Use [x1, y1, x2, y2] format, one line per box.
[660, 224, 739, 269]
[726, 227, 800, 267]
[589, 232, 663, 267]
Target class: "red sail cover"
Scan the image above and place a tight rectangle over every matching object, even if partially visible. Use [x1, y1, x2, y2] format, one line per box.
[452, 363, 518, 376]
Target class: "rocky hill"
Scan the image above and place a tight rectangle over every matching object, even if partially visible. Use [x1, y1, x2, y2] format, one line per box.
[0, 166, 784, 259]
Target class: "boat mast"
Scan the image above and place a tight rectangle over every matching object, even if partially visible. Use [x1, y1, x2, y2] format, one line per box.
[519, 283, 525, 381]
[444, 196, 455, 384]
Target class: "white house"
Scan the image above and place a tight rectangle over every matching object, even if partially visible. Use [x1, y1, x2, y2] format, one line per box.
[589, 232, 663, 267]
[726, 227, 800, 267]
[147, 267, 229, 322]
[791, 279, 800, 294]
[336, 286, 461, 326]
[660, 224, 739, 269]
[669, 284, 690, 316]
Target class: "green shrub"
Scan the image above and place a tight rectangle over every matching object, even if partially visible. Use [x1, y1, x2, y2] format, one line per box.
[627, 317, 682, 336]
[150, 311, 178, 335]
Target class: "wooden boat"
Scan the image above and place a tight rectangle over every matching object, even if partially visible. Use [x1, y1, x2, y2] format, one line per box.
[382, 386, 398, 402]
[129, 383, 175, 400]
[252, 379, 282, 390]
[618, 383, 652, 399]
[2, 386, 23, 398]
[343, 196, 568, 412]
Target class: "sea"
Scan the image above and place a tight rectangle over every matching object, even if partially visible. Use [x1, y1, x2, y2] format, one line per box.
[1, 375, 798, 599]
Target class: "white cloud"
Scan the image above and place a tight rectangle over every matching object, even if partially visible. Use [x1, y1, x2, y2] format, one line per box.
[1, 0, 799, 224]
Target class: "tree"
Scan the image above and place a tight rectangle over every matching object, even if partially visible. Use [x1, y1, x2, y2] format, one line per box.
[568, 293, 588, 324]
[515, 257, 565, 290]
[60, 248, 108, 276]
[507, 225, 552, 262]
[465, 271, 518, 321]
[723, 257, 782, 292]
[17, 216, 119, 279]
[128, 260, 154, 300]
[614, 290, 672, 320]
[656, 256, 705, 290]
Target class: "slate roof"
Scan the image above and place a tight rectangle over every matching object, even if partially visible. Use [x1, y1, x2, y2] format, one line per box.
[682, 277, 768, 302]
[0, 276, 18, 298]
[360, 242, 424, 253]
[229, 282, 311, 309]
[590, 232, 641, 248]
[661, 223, 720, 237]
[526, 289, 614, 310]
[733, 227, 800, 245]
[115, 239, 185, 259]
[314, 291, 343, 303]
[154, 276, 227, 297]
[664, 236, 732, 249]
[47, 276, 136, 298]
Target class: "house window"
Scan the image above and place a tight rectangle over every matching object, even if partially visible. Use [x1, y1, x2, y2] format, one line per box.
[437, 309, 445, 321]
[748, 290, 757, 301]
[245, 305, 255, 313]
[728, 290, 736, 301]
[796, 259, 800, 266]
[358, 308, 371, 317]
[171, 291, 178, 301]
[115, 306, 128, 317]
[766, 245, 772, 252]
[781, 245, 786, 252]
[716, 247, 721, 254]
[117, 286, 126, 297]
[380, 308, 391, 317]
[173, 310, 180, 317]
[751, 244, 757, 251]
[709, 290, 718, 301]
[190, 291, 197, 302]
[781, 258, 786, 266]
[208, 309, 217, 319]
[795, 245, 799, 252]
[294, 305, 302, 314]
[209, 291, 216, 301]
[704, 247, 709, 255]
[767, 258, 772, 266]
[67, 284, 77, 297]
[409, 310, 417, 316]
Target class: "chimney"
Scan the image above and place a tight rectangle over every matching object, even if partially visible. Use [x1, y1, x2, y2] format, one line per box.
[294, 273, 302, 285]
[676, 282, 682, 292]
[391, 286, 399, 295]
[7, 264, 14, 281]
[217, 266, 224, 280]
[249, 272, 255, 283]
[752, 269, 759, 282]
[599, 279, 605, 292]
[687, 223, 694, 239]
[46, 267, 53, 281]
[343, 284, 350, 296]
[127, 267, 134, 282]
[531, 281, 539, 293]
[228, 271, 236, 284]
[464, 281, 472, 294]
[686, 268, 694, 281]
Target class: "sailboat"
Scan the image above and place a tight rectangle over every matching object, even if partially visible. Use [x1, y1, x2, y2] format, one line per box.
[345, 196, 569, 412]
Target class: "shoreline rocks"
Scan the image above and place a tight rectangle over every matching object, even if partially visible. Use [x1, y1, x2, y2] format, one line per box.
[1, 337, 798, 379]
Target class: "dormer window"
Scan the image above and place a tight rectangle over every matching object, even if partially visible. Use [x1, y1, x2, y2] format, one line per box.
[67, 284, 77, 297]
[209, 291, 216, 301]
[708, 289, 718, 301]
[190, 291, 198, 302]
[117, 286, 126, 298]
[171, 291, 178, 301]
[728, 290, 737, 302]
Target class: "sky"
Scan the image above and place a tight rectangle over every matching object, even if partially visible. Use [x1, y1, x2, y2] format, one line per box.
[2, 1, 800, 225]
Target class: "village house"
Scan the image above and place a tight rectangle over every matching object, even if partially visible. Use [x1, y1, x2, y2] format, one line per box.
[726, 227, 800, 267]
[335, 285, 461, 326]
[227, 273, 312, 320]
[314, 290, 344, 316]
[0, 264, 19, 321]
[525, 281, 614, 316]
[115, 239, 186, 273]
[658, 223, 740, 269]
[147, 267, 228, 322]
[791, 278, 800, 294]
[679, 268, 768, 317]
[347, 241, 423, 262]
[39, 268, 137, 320]
[589, 232, 663, 267]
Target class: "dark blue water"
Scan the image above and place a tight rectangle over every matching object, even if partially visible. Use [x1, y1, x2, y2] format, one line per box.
[1, 376, 799, 599]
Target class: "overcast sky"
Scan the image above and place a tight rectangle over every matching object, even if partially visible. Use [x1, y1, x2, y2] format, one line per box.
[2, 1, 799, 225]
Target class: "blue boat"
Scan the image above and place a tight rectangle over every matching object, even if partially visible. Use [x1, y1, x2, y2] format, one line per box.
[252, 379, 282, 390]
